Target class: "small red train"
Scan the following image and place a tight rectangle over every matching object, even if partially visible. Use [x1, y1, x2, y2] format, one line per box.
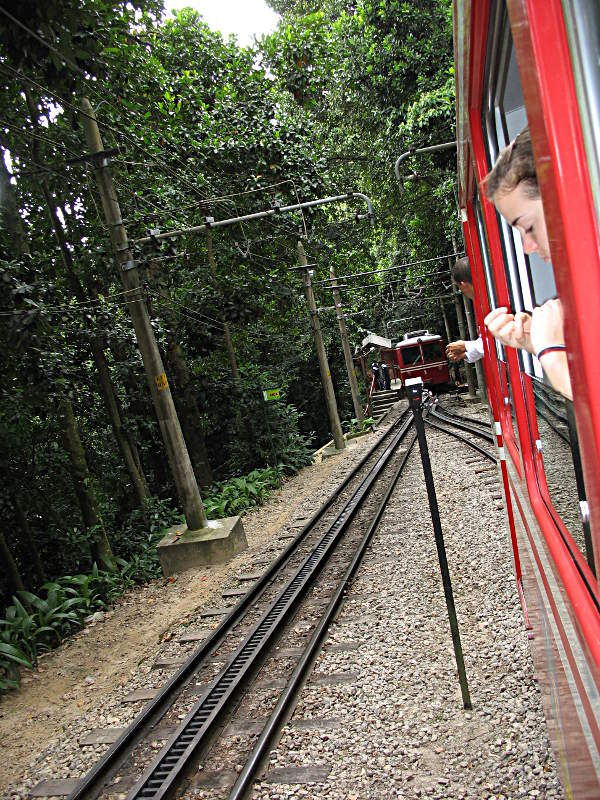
[381, 330, 450, 389]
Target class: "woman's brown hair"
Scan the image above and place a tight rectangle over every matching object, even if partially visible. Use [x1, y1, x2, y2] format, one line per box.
[482, 127, 539, 200]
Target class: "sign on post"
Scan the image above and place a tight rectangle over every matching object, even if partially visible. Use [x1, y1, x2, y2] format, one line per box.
[262, 388, 281, 402]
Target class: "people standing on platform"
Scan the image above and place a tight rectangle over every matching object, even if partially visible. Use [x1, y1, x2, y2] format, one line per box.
[380, 361, 391, 390]
[371, 360, 383, 390]
[445, 257, 485, 364]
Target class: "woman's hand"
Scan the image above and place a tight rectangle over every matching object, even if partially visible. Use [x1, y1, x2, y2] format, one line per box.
[484, 307, 533, 352]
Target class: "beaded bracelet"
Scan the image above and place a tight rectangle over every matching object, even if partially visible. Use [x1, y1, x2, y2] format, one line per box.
[536, 344, 566, 361]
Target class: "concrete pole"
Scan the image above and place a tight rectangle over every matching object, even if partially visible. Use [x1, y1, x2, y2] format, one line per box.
[330, 266, 364, 424]
[80, 98, 207, 530]
[449, 256, 477, 399]
[439, 299, 452, 343]
[462, 294, 487, 401]
[298, 242, 345, 450]
[440, 299, 461, 384]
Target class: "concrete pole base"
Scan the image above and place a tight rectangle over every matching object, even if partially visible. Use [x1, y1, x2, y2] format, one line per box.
[321, 445, 347, 458]
[157, 516, 247, 575]
[463, 394, 482, 405]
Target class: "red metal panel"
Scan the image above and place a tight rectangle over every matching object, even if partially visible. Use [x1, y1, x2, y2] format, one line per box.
[507, 0, 600, 575]
[462, 1, 600, 667]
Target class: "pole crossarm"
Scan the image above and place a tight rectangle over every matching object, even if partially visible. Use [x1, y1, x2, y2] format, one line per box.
[132, 192, 375, 246]
[394, 141, 457, 191]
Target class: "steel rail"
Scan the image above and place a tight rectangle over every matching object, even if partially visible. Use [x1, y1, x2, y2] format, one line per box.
[127, 414, 414, 800]
[428, 404, 495, 444]
[531, 387, 570, 442]
[434, 402, 492, 430]
[531, 383, 568, 424]
[67, 409, 407, 800]
[425, 418, 496, 462]
[228, 424, 419, 799]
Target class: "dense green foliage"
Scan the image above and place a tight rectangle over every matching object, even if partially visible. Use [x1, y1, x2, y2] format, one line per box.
[0, 0, 462, 679]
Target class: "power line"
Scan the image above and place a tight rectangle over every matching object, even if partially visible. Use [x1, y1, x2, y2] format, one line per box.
[0, 7, 88, 77]
[312, 252, 463, 284]
[0, 64, 214, 207]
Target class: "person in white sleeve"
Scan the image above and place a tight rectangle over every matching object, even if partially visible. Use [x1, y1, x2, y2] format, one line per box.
[445, 257, 484, 364]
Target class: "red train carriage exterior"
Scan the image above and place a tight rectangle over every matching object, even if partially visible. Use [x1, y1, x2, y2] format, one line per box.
[381, 331, 450, 389]
[455, 1, 600, 796]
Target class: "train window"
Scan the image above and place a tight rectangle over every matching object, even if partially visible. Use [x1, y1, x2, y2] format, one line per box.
[482, 0, 592, 564]
[525, 375, 594, 572]
[474, 190, 520, 452]
[400, 346, 421, 366]
[422, 342, 443, 361]
[562, 0, 600, 237]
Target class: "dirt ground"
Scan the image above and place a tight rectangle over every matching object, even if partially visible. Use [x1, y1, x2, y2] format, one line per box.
[0, 437, 371, 792]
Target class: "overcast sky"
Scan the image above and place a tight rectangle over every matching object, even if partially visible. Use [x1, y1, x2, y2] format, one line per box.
[162, 0, 280, 45]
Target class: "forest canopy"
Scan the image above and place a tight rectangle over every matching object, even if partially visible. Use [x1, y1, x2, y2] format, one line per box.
[0, 0, 461, 683]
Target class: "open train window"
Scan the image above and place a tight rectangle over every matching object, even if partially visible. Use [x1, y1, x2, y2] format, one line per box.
[481, 0, 592, 569]
[474, 189, 520, 454]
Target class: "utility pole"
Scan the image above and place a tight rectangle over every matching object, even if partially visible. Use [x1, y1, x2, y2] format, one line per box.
[448, 255, 477, 400]
[462, 294, 486, 401]
[330, 266, 364, 424]
[80, 98, 207, 530]
[297, 242, 345, 450]
[440, 299, 461, 385]
[205, 228, 241, 386]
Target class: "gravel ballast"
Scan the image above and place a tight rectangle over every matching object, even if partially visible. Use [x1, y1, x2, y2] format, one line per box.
[248, 415, 563, 800]
[1, 402, 564, 799]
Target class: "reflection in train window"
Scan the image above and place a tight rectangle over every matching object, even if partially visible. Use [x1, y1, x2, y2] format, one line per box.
[527, 376, 594, 572]
[422, 342, 444, 361]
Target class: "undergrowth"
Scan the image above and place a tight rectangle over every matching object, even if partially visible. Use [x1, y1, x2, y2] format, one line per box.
[0, 462, 305, 697]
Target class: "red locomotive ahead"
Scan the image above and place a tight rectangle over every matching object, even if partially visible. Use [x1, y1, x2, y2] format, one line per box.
[381, 330, 449, 389]
[455, 1, 600, 796]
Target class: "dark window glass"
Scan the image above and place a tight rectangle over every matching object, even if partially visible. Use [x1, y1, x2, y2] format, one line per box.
[422, 342, 444, 361]
[400, 346, 421, 365]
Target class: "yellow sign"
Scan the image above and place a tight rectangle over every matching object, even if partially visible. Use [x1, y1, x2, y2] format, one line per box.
[263, 388, 280, 401]
[155, 372, 169, 391]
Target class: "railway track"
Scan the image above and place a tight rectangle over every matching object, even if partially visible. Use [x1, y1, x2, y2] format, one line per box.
[66, 403, 418, 800]
[425, 398, 496, 461]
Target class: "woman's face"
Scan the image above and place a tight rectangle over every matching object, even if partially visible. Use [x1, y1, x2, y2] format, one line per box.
[494, 182, 550, 262]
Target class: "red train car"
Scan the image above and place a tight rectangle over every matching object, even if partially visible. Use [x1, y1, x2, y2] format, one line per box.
[455, 1, 600, 796]
[382, 330, 449, 389]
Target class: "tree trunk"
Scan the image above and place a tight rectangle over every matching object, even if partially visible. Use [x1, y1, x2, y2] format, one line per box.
[12, 493, 46, 587]
[89, 336, 150, 505]
[166, 338, 213, 486]
[0, 529, 26, 596]
[58, 398, 115, 569]
[0, 146, 30, 255]
[37, 179, 150, 507]
[205, 229, 241, 385]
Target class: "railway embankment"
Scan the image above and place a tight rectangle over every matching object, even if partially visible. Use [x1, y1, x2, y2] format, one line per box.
[0, 429, 380, 798]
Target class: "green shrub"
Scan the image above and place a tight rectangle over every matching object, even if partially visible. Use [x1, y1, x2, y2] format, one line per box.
[203, 466, 281, 519]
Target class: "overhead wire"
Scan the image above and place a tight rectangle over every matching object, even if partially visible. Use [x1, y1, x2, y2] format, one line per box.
[0, 63, 216, 208]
